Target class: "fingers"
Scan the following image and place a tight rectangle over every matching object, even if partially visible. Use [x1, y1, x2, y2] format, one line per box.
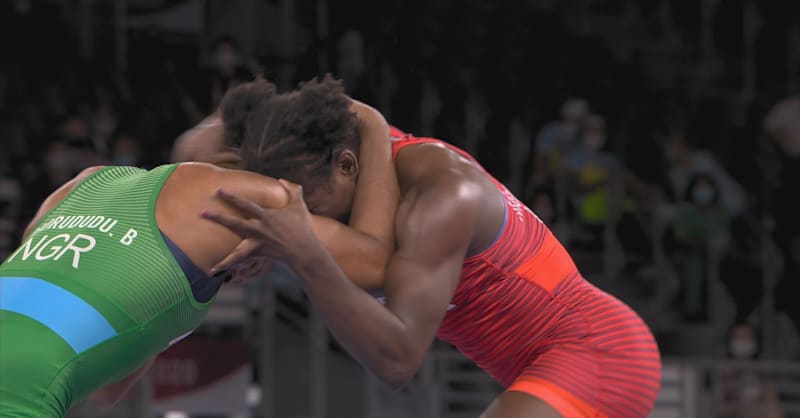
[277, 179, 304, 207]
[201, 210, 263, 239]
[215, 188, 265, 218]
[230, 257, 271, 282]
[208, 240, 259, 275]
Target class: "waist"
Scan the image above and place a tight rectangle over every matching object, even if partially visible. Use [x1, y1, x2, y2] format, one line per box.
[0, 309, 83, 418]
[438, 274, 655, 385]
[0, 276, 118, 355]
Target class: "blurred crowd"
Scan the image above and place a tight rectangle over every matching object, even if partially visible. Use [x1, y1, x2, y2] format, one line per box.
[2, 0, 800, 370]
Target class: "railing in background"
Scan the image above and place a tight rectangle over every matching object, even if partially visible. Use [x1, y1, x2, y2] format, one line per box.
[432, 348, 800, 418]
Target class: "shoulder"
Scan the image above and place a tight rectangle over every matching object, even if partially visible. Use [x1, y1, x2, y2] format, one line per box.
[172, 162, 289, 209]
[396, 147, 484, 228]
[398, 144, 483, 200]
[77, 165, 107, 179]
[61, 165, 107, 193]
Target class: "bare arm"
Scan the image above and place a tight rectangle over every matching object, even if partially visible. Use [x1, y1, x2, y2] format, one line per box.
[206, 174, 480, 386]
[312, 99, 398, 288]
[346, 99, 398, 253]
[23, 166, 106, 239]
[209, 101, 398, 289]
[206, 184, 394, 290]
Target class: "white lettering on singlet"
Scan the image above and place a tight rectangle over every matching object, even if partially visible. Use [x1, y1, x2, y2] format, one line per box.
[9, 212, 141, 269]
[8, 233, 96, 269]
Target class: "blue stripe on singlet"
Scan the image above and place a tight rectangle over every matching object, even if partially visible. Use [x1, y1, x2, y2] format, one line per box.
[0, 276, 117, 354]
[467, 198, 508, 257]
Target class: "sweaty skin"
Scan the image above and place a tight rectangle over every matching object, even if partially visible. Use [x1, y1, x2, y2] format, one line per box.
[16, 100, 396, 409]
[203, 141, 564, 417]
[16, 161, 394, 410]
[172, 101, 399, 288]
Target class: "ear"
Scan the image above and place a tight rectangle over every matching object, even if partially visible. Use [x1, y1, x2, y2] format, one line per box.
[336, 149, 359, 178]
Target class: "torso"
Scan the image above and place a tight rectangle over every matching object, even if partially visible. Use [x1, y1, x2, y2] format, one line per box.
[392, 132, 506, 255]
[0, 163, 283, 416]
[389, 129, 645, 386]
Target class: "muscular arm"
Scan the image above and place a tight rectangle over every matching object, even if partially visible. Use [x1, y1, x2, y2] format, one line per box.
[287, 176, 479, 386]
[312, 99, 398, 289]
[346, 99, 398, 251]
[211, 100, 398, 289]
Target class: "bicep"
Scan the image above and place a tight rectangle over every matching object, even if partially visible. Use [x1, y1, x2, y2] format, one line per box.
[346, 99, 398, 249]
[381, 183, 479, 342]
[310, 214, 386, 290]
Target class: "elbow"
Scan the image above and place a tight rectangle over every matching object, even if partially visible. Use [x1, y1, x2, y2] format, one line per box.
[363, 262, 388, 291]
[376, 362, 417, 390]
[358, 244, 391, 290]
[372, 347, 422, 390]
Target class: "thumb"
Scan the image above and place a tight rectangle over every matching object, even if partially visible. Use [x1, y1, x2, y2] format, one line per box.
[278, 179, 304, 206]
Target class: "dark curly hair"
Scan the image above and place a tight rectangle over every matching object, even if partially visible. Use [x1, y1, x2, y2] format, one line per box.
[220, 74, 359, 186]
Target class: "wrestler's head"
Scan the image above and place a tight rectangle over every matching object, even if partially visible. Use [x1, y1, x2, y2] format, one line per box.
[221, 75, 360, 222]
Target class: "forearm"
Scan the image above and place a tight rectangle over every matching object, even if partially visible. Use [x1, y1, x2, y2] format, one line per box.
[347, 100, 398, 251]
[305, 101, 398, 288]
[310, 215, 390, 290]
[289, 244, 419, 386]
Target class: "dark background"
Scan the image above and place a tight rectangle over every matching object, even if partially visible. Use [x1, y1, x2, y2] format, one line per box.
[2, 0, 800, 415]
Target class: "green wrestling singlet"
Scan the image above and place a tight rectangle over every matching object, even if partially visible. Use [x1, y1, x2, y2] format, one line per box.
[1, 164, 219, 417]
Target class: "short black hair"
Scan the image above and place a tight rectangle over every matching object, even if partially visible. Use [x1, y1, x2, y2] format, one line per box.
[220, 74, 359, 184]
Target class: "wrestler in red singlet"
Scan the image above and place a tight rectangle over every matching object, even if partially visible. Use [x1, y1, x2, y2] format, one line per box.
[390, 127, 662, 418]
[207, 77, 662, 417]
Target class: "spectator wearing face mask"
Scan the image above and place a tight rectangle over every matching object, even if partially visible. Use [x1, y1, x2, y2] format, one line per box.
[662, 132, 748, 216]
[663, 173, 731, 322]
[531, 97, 589, 188]
[715, 324, 784, 418]
[564, 114, 620, 248]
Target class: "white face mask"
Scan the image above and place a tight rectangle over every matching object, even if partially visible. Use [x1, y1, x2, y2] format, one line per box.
[730, 339, 757, 358]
